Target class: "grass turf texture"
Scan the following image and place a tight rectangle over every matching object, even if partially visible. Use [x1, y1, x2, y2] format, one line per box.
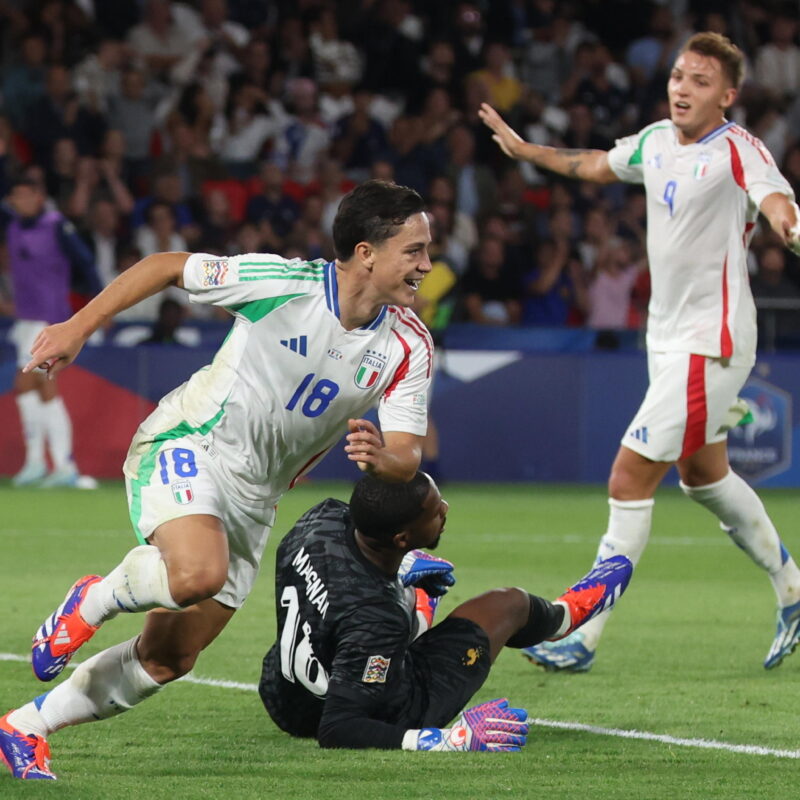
[1, 480, 799, 799]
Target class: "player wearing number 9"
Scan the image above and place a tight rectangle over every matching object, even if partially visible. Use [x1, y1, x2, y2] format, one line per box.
[258, 472, 632, 752]
[1, 181, 436, 781]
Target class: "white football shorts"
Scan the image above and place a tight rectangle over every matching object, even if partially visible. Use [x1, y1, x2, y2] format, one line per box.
[622, 351, 750, 463]
[8, 319, 47, 369]
[124, 434, 276, 608]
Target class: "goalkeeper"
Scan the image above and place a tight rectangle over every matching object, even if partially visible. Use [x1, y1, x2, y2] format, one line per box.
[258, 472, 632, 751]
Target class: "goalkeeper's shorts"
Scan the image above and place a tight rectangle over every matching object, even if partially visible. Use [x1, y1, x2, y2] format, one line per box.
[404, 617, 492, 729]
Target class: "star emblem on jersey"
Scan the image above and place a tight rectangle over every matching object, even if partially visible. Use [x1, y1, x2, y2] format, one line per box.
[354, 349, 387, 389]
[280, 336, 308, 356]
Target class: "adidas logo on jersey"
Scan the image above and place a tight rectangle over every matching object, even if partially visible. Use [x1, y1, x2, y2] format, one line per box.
[280, 336, 308, 356]
[629, 426, 649, 444]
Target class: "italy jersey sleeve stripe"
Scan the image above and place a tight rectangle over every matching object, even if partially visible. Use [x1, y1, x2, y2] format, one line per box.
[383, 330, 411, 400]
[388, 307, 433, 378]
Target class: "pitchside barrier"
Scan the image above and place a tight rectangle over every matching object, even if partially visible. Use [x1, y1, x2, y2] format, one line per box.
[1, 321, 798, 486]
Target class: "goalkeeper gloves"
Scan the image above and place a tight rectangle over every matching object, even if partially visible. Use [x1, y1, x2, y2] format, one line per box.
[401, 698, 528, 752]
[398, 549, 455, 597]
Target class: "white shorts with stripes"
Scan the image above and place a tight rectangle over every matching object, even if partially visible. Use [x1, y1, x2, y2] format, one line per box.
[622, 351, 750, 463]
[124, 433, 276, 608]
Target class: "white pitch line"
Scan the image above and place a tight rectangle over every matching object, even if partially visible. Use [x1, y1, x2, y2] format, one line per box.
[2, 652, 798, 760]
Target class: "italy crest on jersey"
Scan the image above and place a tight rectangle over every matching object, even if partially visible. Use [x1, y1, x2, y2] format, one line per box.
[694, 153, 712, 180]
[354, 349, 387, 389]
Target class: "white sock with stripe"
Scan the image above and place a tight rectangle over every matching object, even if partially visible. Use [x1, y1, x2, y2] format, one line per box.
[80, 545, 181, 627]
[681, 471, 800, 607]
[9, 638, 162, 737]
[574, 498, 655, 649]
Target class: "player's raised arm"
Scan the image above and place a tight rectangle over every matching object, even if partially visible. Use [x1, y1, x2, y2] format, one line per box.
[24, 251, 190, 377]
[759, 192, 800, 255]
[478, 102, 618, 184]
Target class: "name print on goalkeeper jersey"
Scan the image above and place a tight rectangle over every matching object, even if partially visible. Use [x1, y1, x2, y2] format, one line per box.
[126, 256, 432, 506]
[260, 498, 418, 739]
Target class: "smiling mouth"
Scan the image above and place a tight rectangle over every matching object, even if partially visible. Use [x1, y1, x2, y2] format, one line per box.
[405, 278, 421, 291]
[674, 102, 690, 111]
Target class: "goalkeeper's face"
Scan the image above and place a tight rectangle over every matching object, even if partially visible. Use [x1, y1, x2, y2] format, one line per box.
[406, 482, 449, 551]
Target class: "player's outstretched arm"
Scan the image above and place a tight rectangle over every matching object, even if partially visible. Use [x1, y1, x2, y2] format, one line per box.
[345, 419, 422, 481]
[23, 252, 190, 378]
[478, 102, 618, 184]
[760, 192, 800, 255]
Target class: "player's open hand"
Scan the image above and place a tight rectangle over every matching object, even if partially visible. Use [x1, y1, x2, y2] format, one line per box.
[345, 418, 384, 472]
[22, 319, 88, 379]
[478, 103, 525, 159]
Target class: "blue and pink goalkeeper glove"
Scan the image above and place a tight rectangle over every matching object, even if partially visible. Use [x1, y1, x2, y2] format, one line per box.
[398, 549, 455, 597]
[402, 698, 529, 752]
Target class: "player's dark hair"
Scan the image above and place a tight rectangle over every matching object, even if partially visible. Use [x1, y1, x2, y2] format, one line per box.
[350, 472, 432, 542]
[680, 32, 745, 89]
[332, 179, 425, 261]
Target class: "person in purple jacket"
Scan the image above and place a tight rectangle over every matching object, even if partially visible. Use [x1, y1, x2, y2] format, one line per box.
[5, 178, 100, 487]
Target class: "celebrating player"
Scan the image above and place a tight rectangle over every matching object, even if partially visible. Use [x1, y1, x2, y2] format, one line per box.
[480, 32, 800, 673]
[259, 472, 632, 751]
[0, 180, 435, 780]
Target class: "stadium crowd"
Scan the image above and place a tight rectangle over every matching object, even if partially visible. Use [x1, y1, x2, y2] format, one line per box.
[1, 0, 800, 346]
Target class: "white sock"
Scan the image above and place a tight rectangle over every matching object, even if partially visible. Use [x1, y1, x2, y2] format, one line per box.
[9, 638, 161, 737]
[80, 545, 182, 627]
[41, 397, 75, 472]
[681, 471, 800, 606]
[15, 391, 45, 469]
[577, 498, 655, 648]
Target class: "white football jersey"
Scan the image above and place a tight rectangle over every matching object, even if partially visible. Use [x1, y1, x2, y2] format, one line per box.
[608, 119, 794, 365]
[124, 254, 432, 504]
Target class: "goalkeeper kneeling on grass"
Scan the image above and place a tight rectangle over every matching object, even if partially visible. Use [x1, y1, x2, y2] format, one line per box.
[259, 472, 632, 752]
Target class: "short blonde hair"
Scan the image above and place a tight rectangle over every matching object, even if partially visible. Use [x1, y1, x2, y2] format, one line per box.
[680, 32, 745, 89]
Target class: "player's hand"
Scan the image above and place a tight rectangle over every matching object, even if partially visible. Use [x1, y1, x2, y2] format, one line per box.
[478, 103, 525, 160]
[398, 549, 455, 597]
[345, 418, 383, 473]
[22, 319, 88, 378]
[408, 699, 529, 752]
[784, 202, 800, 256]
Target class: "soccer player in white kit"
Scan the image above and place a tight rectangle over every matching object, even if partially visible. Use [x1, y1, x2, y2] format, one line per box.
[479, 32, 800, 672]
[0, 180, 434, 780]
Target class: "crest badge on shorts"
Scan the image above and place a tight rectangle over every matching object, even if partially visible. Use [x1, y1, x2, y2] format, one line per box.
[354, 349, 387, 389]
[172, 481, 194, 505]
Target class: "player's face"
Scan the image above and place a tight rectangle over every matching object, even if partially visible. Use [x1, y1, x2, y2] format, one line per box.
[369, 212, 432, 306]
[667, 51, 737, 144]
[407, 479, 448, 551]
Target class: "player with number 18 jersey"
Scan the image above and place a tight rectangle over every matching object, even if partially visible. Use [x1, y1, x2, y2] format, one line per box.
[124, 254, 432, 607]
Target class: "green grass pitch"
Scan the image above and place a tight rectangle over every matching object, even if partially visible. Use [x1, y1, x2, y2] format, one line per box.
[1, 480, 799, 799]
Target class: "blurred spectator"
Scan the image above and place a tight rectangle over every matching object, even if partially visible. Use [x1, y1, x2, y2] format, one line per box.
[135, 200, 188, 257]
[427, 174, 477, 271]
[411, 40, 459, 111]
[427, 199, 469, 277]
[309, 8, 362, 90]
[2, 32, 48, 130]
[183, 0, 251, 80]
[272, 16, 314, 86]
[445, 123, 498, 221]
[109, 68, 162, 170]
[138, 297, 188, 345]
[522, 11, 574, 104]
[126, 0, 199, 85]
[32, 0, 95, 67]
[578, 207, 615, 274]
[418, 87, 461, 153]
[318, 159, 354, 236]
[132, 172, 195, 233]
[754, 9, 800, 104]
[47, 137, 80, 212]
[197, 187, 237, 253]
[73, 39, 127, 115]
[25, 64, 107, 165]
[383, 114, 433, 197]
[81, 199, 129, 287]
[273, 78, 330, 185]
[469, 42, 523, 114]
[285, 194, 332, 261]
[217, 83, 278, 177]
[751, 243, 800, 344]
[625, 6, 681, 89]
[245, 161, 301, 247]
[522, 237, 585, 326]
[585, 240, 642, 330]
[451, 2, 487, 77]
[461, 235, 521, 325]
[331, 86, 387, 180]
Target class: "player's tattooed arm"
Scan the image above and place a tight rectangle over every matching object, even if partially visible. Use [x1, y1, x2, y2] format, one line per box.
[478, 102, 617, 184]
